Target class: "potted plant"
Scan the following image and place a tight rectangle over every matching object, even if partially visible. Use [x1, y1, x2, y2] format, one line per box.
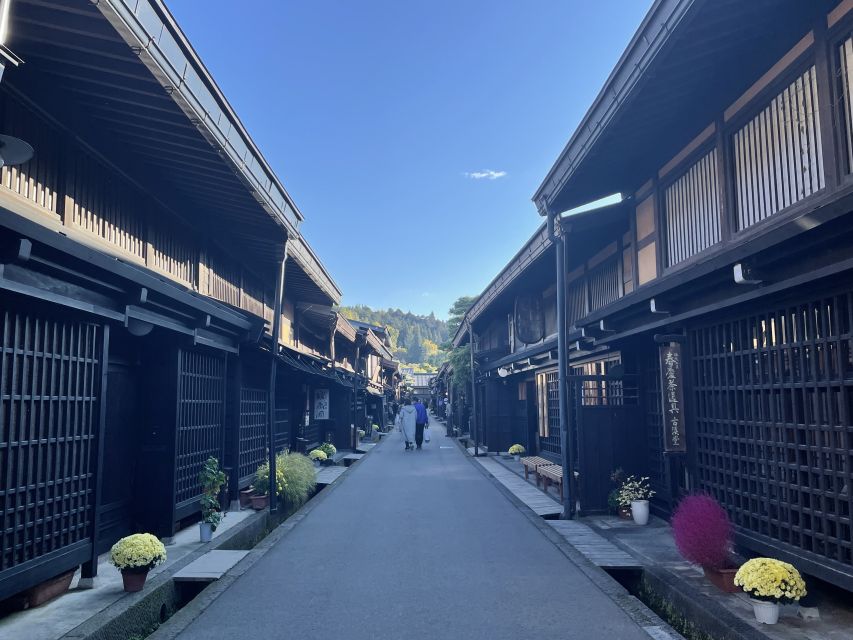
[618, 476, 655, 525]
[609, 468, 630, 518]
[508, 444, 525, 461]
[199, 456, 226, 542]
[318, 442, 336, 465]
[309, 448, 327, 467]
[357, 429, 366, 442]
[251, 461, 274, 509]
[239, 487, 255, 508]
[734, 558, 806, 624]
[109, 533, 167, 592]
[671, 493, 739, 592]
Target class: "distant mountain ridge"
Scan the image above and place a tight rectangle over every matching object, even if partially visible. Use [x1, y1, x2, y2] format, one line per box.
[337, 304, 448, 366]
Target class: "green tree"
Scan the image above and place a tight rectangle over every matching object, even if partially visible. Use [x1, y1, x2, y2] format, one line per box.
[444, 295, 476, 349]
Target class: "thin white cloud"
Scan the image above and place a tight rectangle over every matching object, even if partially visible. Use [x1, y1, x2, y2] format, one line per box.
[464, 169, 507, 180]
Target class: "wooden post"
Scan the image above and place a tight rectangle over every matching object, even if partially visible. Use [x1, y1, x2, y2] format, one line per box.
[80, 324, 110, 588]
[268, 239, 288, 514]
[549, 208, 574, 519]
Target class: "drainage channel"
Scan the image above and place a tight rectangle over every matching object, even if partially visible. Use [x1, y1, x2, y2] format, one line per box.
[603, 567, 719, 640]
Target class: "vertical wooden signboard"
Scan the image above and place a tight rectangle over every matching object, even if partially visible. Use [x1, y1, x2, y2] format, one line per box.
[660, 342, 686, 453]
[314, 388, 330, 420]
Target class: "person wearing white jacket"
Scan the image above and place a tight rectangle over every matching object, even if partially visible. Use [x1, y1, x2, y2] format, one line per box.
[395, 397, 418, 450]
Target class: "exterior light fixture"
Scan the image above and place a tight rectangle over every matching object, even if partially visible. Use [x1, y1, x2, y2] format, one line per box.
[0, 134, 33, 168]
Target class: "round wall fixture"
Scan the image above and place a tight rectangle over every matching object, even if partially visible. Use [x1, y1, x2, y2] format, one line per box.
[0, 135, 33, 168]
[126, 317, 154, 337]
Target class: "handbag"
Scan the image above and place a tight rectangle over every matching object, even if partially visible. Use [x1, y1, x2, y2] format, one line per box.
[423, 427, 431, 442]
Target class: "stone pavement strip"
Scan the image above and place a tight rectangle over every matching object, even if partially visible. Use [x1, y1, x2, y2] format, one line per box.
[175, 427, 660, 640]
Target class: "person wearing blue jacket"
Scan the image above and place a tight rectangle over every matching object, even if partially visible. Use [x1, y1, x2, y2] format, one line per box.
[413, 398, 429, 449]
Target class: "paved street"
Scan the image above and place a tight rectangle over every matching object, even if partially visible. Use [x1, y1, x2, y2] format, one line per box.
[177, 422, 652, 639]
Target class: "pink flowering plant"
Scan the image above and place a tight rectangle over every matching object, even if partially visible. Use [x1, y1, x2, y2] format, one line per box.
[671, 493, 733, 570]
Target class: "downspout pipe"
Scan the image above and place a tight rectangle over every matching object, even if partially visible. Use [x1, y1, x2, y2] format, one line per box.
[268, 238, 289, 514]
[547, 208, 574, 519]
[467, 318, 478, 456]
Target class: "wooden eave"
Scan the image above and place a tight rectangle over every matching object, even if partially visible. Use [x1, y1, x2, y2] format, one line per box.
[534, 0, 824, 215]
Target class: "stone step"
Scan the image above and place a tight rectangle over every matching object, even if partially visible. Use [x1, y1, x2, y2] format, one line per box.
[173, 550, 249, 582]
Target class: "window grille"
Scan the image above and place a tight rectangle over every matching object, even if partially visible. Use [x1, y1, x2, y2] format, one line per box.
[692, 291, 853, 570]
[665, 149, 721, 266]
[732, 66, 824, 230]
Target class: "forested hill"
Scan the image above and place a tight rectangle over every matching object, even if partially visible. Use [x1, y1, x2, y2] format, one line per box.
[338, 305, 448, 367]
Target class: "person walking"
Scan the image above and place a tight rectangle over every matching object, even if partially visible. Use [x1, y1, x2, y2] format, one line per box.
[414, 397, 429, 450]
[395, 397, 417, 450]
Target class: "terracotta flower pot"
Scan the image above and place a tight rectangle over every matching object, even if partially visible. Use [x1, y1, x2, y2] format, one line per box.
[121, 568, 150, 593]
[251, 494, 269, 510]
[703, 566, 739, 593]
[24, 569, 75, 607]
[239, 489, 254, 508]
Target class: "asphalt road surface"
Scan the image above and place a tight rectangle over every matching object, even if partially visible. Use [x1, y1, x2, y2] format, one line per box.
[177, 421, 653, 639]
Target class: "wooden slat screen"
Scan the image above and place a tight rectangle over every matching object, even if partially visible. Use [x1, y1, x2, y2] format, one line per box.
[150, 223, 196, 287]
[175, 349, 225, 508]
[588, 257, 620, 313]
[536, 369, 561, 456]
[838, 36, 853, 174]
[207, 250, 241, 308]
[566, 278, 587, 328]
[0, 98, 61, 217]
[238, 387, 267, 483]
[0, 309, 100, 573]
[241, 272, 265, 319]
[732, 66, 824, 231]
[664, 149, 721, 266]
[691, 291, 853, 572]
[69, 151, 146, 260]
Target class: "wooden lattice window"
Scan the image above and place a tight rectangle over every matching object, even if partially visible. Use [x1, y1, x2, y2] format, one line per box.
[588, 257, 620, 313]
[732, 65, 824, 230]
[238, 387, 267, 483]
[664, 149, 721, 266]
[644, 349, 667, 499]
[0, 309, 101, 574]
[536, 369, 561, 456]
[175, 350, 225, 508]
[691, 291, 853, 572]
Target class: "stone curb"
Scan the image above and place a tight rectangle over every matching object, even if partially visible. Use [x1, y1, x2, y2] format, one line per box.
[454, 438, 684, 640]
[147, 439, 383, 640]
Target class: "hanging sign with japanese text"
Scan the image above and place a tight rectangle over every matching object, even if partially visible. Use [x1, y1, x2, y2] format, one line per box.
[314, 388, 330, 421]
[659, 342, 686, 453]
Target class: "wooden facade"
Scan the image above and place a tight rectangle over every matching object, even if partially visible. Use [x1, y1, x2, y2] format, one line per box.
[0, 0, 399, 603]
[450, 0, 853, 592]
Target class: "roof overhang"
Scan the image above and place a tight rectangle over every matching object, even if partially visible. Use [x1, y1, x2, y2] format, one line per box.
[534, 0, 823, 215]
[288, 237, 342, 305]
[95, 0, 301, 233]
[452, 223, 551, 347]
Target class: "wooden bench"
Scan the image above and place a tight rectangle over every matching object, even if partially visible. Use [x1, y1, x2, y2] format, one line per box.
[537, 464, 564, 501]
[520, 456, 552, 482]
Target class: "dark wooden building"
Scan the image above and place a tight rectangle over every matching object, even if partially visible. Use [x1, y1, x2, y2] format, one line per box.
[524, 0, 853, 592]
[0, 0, 398, 603]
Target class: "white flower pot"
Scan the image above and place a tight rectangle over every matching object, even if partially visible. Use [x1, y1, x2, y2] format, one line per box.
[631, 500, 649, 525]
[514, 454, 520, 461]
[199, 522, 213, 543]
[750, 599, 780, 625]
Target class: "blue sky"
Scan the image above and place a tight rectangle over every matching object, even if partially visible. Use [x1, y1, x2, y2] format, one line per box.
[169, 1, 651, 319]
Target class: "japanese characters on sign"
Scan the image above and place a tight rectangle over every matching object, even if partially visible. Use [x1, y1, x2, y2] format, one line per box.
[314, 388, 330, 421]
[660, 342, 687, 453]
